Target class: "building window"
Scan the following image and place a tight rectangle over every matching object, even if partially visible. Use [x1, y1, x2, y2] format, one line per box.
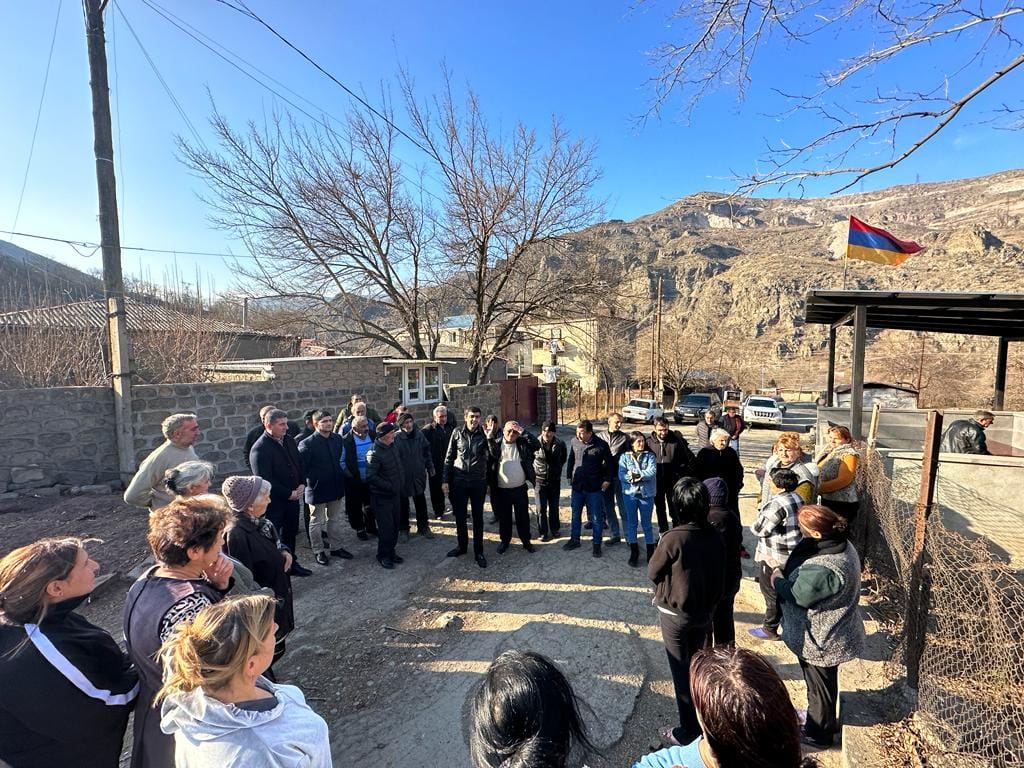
[532, 340, 546, 350]
[446, 331, 459, 345]
[532, 364, 545, 374]
[406, 366, 422, 402]
[424, 365, 440, 401]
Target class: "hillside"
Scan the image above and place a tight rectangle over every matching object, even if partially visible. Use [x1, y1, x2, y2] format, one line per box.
[571, 170, 1024, 403]
[0, 239, 104, 309]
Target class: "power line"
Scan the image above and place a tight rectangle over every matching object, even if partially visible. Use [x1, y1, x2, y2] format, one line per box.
[112, 0, 205, 147]
[0, 229, 246, 260]
[11, 0, 63, 233]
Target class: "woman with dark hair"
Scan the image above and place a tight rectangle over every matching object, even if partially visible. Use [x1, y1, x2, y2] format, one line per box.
[773, 504, 866, 749]
[633, 646, 816, 767]
[816, 424, 860, 522]
[470, 649, 595, 768]
[0, 537, 138, 768]
[647, 477, 725, 747]
[702, 477, 742, 646]
[749, 467, 804, 642]
[123, 497, 234, 768]
[619, 430, 658, 566]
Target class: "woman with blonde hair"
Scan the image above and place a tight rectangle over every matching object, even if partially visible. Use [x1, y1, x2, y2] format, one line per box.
[815, 425, 860, 522]
[0, 537, 138, 767]
[159, 595, 331, 767]
[123, 496, 234, 768]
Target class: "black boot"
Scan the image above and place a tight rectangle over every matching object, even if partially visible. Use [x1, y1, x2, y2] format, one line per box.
[628, 543, 639, 567]
[592, 540, 602, 558]
[646, 543, 657, 563]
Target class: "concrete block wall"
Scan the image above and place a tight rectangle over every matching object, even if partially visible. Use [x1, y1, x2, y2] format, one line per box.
[447, 384, 502, 423]
[0, 386, 118, 496]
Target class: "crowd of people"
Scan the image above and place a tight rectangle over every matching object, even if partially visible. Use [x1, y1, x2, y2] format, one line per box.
[0, 393, 869, 767]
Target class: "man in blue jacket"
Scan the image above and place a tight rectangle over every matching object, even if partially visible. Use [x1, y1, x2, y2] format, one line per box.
[564, 419, 615, 557]
[298, 410, 353, 566]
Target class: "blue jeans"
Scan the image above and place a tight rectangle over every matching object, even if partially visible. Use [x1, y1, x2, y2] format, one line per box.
[603, 477, 626, 537]
[622, 494, 655, 543]
[570, 489, 605, 542]
[729, 438, 740, 457]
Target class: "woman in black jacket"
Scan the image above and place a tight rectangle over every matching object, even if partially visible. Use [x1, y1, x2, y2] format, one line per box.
[221, 476, 295, 671]
[702, 477, 743, 647]
[647, 478, 724, 748]
[1, 537, 138, 768]
[694, 428, 744, 516]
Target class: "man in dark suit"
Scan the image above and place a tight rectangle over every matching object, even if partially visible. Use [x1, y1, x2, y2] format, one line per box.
[250, 408, 313, 577]
[422, 405, 455, 520]
[298, 409, 352, 566]
[243, 404, 301, 465]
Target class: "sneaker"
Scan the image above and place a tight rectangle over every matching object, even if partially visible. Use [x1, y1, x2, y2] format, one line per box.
[330, 547, 354, 560]
[357, 530, 369, 541]
[496, 542, 510, 554]
[314, 552, 330, 566]
[522, 543, 536, 553]
[475, 554, 488, 568]
[562, 539, 581, 551]
[446, 547, 466, 558]
[605, 535, 622, 547]
[540, 533, 552, 543]
[592, 543, 602, 558]
[748, 627, 780, 641]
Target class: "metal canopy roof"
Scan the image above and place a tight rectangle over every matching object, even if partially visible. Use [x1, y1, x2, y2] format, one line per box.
[804, 290, 1024, 340]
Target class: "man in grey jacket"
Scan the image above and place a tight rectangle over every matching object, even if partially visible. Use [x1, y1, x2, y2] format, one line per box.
[365, 422, 406, 569]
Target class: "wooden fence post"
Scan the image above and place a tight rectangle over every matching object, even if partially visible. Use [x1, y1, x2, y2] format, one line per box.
[906, 409, 943, 691]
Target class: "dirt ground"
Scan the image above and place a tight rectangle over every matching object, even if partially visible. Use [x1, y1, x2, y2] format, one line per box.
[1, 412, 890, 767]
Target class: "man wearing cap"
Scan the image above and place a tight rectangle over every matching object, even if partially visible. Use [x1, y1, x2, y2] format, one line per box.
[489, 421, 540, 554]
[365, 422, 406, 569]
[442, 406, 491, 568]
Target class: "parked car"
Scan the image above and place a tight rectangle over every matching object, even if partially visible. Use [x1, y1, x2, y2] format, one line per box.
[743, 396, 784, 428]
[622, 398, 664, 424]
[673, 392, 723, 424]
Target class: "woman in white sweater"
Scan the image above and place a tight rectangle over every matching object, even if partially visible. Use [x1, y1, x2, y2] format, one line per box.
[158, 595, 331, 767]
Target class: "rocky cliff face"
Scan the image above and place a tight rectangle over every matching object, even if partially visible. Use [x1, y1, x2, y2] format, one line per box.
[569, 170, 1024, 397]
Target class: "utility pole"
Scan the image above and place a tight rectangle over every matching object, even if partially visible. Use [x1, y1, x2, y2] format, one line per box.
[84, 0, 134, 480]
[655, 275, 663, 401]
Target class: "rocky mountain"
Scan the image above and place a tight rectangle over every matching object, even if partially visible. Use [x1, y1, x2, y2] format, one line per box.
[570, 169, 1024, 400]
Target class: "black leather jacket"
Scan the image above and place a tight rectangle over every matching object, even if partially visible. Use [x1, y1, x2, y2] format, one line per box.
[939, 419, 989, 454]
[534, 437, 568, 486]
[443, 425, 491, 484]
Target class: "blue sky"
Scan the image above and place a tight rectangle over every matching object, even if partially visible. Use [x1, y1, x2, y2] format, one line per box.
[2, 1, 1022, 294]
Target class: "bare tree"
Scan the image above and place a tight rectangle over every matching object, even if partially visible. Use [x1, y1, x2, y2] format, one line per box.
[645, 1, 1024, 192]
[180, 102, 450, 359]
[402, 72, 609, 383]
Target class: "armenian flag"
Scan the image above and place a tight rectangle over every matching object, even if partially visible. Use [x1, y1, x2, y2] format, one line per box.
[846, 216, 924, 266]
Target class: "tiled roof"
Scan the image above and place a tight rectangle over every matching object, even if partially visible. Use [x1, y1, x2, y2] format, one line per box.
[0, 298, 287, 338]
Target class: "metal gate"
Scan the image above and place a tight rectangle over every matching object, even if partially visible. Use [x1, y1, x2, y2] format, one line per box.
[500, 376, 539, 425]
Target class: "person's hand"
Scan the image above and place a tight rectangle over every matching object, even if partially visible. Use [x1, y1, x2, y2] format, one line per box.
[441, 483, 449, 496]
[772, 567, 784, 582]
[205, 553, 234, 590]
[601, 481, 611, 491]
[282, 550, 293, 573]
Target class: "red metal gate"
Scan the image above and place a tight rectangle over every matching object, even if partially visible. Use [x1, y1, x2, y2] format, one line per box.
[500, 376, 539, 425]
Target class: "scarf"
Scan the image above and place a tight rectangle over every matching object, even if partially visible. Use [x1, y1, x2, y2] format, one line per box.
[783, 533, 847, 579]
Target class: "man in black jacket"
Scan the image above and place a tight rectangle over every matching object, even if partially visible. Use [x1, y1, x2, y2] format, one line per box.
[365, 422, 406, 569]
[442, 406, 490, 568]
[940, 410, 994, 454]
[646, 417, 696, 534]
[298, 410, 353, 566]
[243, 404, 300, 466]
[596, 412, 630, 547]
[422, 405, 455, 519]
[489, 421, 540, 554]
[564, 420, 616, 557]
[250, 408, 312, 576]
[533, 421, 567, 541]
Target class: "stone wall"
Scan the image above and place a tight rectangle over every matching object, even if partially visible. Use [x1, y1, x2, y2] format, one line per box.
[0, 386, 118, 498]
[0, 357, 505, 496]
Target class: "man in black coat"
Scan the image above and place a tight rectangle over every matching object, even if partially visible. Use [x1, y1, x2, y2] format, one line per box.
[422, 405, 455, 519]
[533, 420, 567, 541]
[646, 417, 696, 534]
[365, 422, 406, 569]
[596, 412, 630, 546]
[442, 406, 490, 568]
[297, 409, 352, 566]
[249, 408, 312, 576]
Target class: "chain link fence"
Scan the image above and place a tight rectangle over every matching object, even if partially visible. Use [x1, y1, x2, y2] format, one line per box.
[859, 446, 1024, 767]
